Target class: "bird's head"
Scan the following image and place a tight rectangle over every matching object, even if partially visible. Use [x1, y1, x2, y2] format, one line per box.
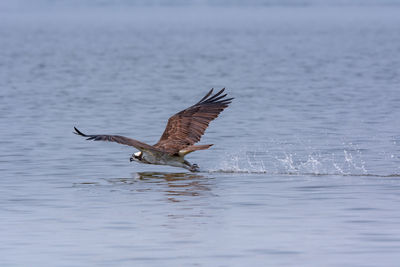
[130, 151, 142, 163]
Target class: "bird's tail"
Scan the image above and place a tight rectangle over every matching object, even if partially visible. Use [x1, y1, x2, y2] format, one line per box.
[179, 144, 213, 156]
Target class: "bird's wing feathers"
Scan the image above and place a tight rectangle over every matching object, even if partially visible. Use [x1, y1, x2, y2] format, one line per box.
[74, 127, 160, 153]
[154, 88, 233, 154]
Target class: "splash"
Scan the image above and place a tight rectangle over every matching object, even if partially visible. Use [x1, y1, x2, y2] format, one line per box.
[210, 143, 372, 176]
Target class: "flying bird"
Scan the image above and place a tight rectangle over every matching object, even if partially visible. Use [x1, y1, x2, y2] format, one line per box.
[74, 88, 233, 172]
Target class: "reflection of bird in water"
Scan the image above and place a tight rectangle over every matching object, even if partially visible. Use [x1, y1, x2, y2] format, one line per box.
[135, 172, 204, 181]
[74, 88, 233, 172]
[135, 172, 211, 199]
[106, 172, 211, 201]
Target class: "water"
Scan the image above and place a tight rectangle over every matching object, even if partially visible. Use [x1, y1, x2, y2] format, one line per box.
[1, 5, 400, 266]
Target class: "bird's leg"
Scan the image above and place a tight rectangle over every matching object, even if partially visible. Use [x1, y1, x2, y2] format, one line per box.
[184, 160, 199, 172]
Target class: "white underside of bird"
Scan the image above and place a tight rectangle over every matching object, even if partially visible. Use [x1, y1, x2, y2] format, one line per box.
[130, 151, 198, 171]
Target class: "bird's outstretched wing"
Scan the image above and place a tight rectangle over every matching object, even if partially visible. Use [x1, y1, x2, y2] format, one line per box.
[154, 88, 233, 154]
[74, 127, 160, 153]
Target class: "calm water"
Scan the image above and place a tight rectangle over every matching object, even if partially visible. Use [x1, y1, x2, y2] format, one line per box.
[1, 6, 400, 266]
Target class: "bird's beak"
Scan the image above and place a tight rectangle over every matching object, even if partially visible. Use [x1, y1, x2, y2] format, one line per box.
[130, 157, 134, 162]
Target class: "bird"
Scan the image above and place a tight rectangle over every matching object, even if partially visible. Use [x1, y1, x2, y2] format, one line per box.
[74, 88, 233, 172]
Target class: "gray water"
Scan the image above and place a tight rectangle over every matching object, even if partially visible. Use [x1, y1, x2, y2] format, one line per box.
[1, 5, 400, 266]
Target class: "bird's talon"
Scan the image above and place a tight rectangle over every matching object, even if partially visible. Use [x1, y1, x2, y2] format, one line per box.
[190, 164, 199, 172]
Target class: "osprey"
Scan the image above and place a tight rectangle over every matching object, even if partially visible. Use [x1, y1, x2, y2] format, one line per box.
[74, 88, 233, 172]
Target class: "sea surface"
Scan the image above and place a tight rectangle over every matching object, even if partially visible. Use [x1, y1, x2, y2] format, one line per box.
[1, 5, 400, 266]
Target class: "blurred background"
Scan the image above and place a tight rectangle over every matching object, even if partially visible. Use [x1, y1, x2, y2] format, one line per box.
[1, 1, 400, 266]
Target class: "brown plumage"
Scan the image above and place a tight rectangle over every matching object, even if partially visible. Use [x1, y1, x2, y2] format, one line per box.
[154, 88, 233, 154]
[74, 88, 233, 171]
[73, 127, 162, 153]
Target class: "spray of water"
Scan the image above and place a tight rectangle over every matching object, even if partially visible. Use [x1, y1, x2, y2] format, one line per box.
[210, 143, 370, 176]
